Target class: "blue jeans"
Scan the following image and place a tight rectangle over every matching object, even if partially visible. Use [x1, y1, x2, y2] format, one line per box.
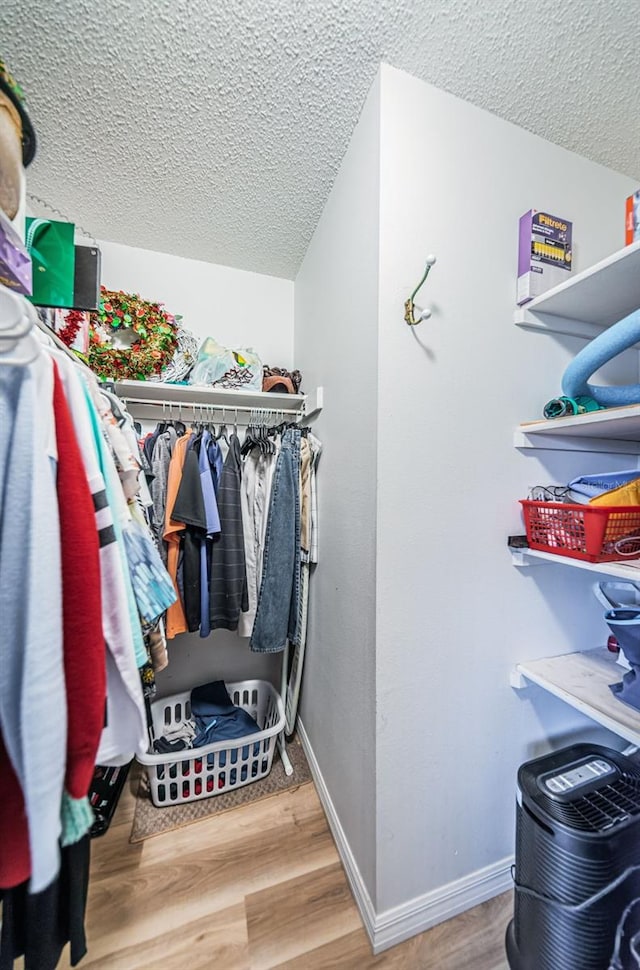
[250, 428, 301, 653]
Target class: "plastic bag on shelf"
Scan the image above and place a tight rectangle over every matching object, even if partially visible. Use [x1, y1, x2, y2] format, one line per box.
[189, 337, 262, 391]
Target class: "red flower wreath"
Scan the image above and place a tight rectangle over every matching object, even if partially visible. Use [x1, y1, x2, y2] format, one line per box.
[89, 286, 178, 381]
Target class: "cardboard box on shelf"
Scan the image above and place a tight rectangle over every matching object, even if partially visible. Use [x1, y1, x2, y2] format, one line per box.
[517, 209, 572, 306]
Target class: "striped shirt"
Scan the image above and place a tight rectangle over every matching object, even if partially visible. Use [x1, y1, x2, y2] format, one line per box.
[209, 434, 249, 631]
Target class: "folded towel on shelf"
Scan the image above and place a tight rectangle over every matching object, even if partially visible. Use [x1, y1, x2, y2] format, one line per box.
[569, 470, 640, 500]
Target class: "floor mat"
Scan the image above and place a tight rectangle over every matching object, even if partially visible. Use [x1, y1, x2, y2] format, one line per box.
[130, 734, 312, 843]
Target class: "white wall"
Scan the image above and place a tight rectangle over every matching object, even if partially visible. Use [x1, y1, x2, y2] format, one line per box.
[294, 73, 381, 903]
[374, 64, 639, 919]
[100, 240, 294, 368]
[99, 240, 294, 695]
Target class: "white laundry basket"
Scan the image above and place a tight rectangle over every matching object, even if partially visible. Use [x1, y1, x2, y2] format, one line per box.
[137, 680, 285, 807]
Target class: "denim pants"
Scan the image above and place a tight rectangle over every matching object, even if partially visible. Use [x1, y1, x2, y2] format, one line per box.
[250, 428, 301, 653]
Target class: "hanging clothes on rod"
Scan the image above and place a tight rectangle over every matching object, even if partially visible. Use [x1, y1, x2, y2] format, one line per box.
[238, 424, 280, 638]
[0, 284, 176, 970]
[158, 410, 321, 655]
[285, 430, 322, 734]
[250, 425, 303, 653]
[242, 420, 321, 773]
[209, 431, 248, 632]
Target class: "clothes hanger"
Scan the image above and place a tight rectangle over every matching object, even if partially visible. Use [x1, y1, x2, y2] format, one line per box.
[242, 412, 262, 455]
[211, 405, 218, 437]
[216, 407, 230, 445]
[259, 415, 270, 454]
[0, 286, 33, 340]
[190, 404, 198, 433]
[0, 329, 42, 365]
[269, 410, 278, 453]
[0, 290, 42, 365]
[157, 401, 168, 434]
[169, 401, 185, 434]
[266, 412, 276, 454]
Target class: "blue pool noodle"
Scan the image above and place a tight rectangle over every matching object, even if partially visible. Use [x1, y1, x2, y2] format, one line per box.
[562, 310, 640, 407]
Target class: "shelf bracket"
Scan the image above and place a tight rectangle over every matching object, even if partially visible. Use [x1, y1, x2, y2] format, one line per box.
[510, 551, 546, 568]
[304, 385, 324, 420]
[510, 667, 529, 690]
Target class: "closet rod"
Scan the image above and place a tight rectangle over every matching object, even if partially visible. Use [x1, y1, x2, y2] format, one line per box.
[120, 396, 305, 418]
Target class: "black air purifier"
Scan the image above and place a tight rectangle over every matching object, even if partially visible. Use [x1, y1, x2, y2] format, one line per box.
[506, 744, 640, 970]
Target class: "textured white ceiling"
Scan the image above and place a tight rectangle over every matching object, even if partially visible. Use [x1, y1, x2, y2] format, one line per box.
[3, 0, 640, 279]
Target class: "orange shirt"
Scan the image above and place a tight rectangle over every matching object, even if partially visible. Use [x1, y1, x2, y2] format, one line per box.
[163, 431, 192, 639]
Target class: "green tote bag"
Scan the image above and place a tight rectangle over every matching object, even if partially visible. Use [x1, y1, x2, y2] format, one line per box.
[25, 217, 75, 308]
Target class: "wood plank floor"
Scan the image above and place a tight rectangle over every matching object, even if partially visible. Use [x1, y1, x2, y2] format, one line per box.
[56, 771, 511, 969]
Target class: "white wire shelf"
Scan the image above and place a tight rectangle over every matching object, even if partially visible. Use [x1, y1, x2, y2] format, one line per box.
[511, 648, 640, 747]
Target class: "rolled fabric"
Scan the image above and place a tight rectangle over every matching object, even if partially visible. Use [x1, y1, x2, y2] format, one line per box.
[543, 395, 603, 419]
[562, 309, 640, 407]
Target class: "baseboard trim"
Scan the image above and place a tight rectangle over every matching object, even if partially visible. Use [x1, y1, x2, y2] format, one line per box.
[372, 854, 514, 954]
[297, 719, 513, 955]
[297, 719, 378, 942]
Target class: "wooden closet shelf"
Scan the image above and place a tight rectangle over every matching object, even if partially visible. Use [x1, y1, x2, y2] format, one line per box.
[511, 648, 640, 747]
[114, 379, 307, 411]
[111, 381, 324, 422]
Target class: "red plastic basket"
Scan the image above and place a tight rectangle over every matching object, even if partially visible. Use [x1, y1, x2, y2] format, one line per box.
[520, 501, 640, 563]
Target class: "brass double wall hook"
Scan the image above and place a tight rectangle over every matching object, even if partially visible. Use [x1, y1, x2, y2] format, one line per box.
[404, 255, 437, 326]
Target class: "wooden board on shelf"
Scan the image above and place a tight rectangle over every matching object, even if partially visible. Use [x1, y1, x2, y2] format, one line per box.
[514, 648, 640, 747]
